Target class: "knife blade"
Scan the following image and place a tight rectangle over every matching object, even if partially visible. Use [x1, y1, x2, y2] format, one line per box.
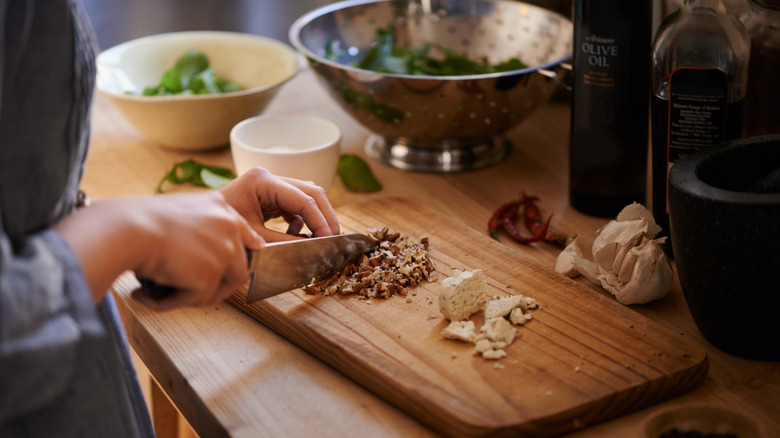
[245, 233, 377, 303]
[137, 233, 377, 303]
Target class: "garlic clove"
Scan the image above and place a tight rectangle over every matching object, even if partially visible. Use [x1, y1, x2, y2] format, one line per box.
[616, 202, 662, 237]
[554, 237, 583, 277]
[604, 239, 673, 305]
[573, 254, 601, 285]
[593, 219, 647, 273]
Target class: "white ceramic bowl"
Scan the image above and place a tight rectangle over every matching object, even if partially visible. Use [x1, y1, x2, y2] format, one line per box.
[96, 31, 299, 150]
[230, 114, 342, 191]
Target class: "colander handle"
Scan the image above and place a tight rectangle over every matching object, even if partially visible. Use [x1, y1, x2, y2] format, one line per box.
[538, 63, 572, 93]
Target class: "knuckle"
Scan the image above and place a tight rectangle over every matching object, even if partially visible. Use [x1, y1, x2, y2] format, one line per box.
[245, 166, 272, 180]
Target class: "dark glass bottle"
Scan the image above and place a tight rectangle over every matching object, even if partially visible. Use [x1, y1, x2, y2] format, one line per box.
[569, 0, 652, 218]
[741, 0, 780, 137]
[650, 0, 750, 254]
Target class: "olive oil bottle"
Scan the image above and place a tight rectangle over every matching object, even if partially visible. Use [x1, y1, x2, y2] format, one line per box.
[569, 0, 652, 218]
[650, 0, 750, 252]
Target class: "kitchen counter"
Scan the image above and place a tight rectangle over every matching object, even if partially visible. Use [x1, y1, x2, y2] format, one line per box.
[83, 66, 780, 437]
[80, 1, 778, 436]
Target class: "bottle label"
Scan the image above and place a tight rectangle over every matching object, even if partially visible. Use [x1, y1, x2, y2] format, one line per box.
[668, 67, 728, 161]
[581, 35, 619, 80]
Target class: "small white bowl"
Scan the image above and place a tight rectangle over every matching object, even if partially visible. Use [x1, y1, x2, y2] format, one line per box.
[230, 114, 341, 191]
[96, 31, 299, 150]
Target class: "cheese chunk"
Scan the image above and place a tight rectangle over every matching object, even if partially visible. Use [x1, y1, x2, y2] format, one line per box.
[484, 295, 527, 320]
[438, 270, 487, 321]
[509, 308, 532, 325]
[474, 338, 508, 360]
[441, 320, 477, 343]
[481, 317, 517, 345]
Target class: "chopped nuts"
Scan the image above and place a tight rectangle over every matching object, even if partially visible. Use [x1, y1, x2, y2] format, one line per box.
[303, 227, 436, 299]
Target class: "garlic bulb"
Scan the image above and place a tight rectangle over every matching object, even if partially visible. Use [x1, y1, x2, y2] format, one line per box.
[554, 203, 673, 305]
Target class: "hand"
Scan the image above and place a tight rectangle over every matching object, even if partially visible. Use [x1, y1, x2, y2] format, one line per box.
[128, 191, 265, 311]
[55, 191, 264, 311]
[219, 167, 340, 242]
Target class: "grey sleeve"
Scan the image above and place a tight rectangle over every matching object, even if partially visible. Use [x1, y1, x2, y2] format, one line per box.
[0, 223, 105, 422]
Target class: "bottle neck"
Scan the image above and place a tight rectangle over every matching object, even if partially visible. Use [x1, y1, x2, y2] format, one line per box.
[749, 0, 780, 11]
[683, 0, 728, 12]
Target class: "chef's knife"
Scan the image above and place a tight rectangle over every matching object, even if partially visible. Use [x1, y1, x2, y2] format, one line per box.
[138, 233, 377, 304]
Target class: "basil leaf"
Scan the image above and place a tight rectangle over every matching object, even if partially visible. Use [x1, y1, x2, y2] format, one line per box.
[347, 26, 528, 76]
[337, 154, 382, 193]
[174, 49, 210, 79]
[139, 50, 243, 96]
[200, 167, 235, 190]
[155, 159, 236, 194]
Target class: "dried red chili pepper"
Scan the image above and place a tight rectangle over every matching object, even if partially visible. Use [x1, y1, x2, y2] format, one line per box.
[500, 201, 549, 244]
[488, 200, 521, 240]
[520, 193, 573, 248]
[489, 193, 574, 247]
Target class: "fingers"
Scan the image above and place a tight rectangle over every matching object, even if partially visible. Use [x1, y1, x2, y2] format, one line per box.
[284, 213, 305, 236]
[278, 177, 340, 237]
[130, 191, 262, 311]
[221, 167, 341, 241]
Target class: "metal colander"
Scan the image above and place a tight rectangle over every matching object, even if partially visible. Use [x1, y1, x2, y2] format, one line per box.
[290, 0, 572, 172]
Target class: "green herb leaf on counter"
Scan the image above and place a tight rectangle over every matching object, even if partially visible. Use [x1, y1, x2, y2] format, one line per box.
[337, 154, 382, 193]
[140, 49, 242, 96]
[155, 159, 236, 194]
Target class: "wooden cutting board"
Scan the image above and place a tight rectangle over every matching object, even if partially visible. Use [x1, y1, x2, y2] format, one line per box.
[228, 197, 708, 437]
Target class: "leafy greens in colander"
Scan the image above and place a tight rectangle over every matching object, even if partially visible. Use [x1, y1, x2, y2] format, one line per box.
[326, 25, 528, 76]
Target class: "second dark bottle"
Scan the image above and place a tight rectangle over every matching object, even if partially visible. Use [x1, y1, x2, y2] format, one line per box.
[650, 0, 750, 252]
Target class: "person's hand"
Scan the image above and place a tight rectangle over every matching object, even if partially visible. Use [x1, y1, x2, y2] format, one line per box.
[127, 191, 265, 311]
[219, 167, 340, 242]
[55, 191, 264, 311]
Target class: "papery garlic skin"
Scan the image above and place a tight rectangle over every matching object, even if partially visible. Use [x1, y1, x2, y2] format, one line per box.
[593, 219, 650, 276]
[555, 238, 600, 284]
[598, 238, 673, 304]
[554, 203, 673, 305]
[554, 237, 584, 277]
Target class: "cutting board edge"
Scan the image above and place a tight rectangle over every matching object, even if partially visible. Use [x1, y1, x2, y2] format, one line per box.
[227, 293, 710, 438]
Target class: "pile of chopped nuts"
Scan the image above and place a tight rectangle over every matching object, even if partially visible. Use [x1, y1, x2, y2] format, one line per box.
[303, 227, 436, 299]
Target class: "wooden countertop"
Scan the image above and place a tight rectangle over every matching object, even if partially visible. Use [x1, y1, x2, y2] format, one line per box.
[82, 67, 779, 437]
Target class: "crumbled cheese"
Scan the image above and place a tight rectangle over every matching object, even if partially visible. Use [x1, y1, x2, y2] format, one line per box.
[441, 320, 477, 343]
[481, 317, 517, 345]
[484, 295, 527, 320]
[509, 308, 532, 325]
[438, 270, 539, 361]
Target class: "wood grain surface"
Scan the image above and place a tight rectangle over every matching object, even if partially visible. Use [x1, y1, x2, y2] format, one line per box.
[227, 197, 708, 437]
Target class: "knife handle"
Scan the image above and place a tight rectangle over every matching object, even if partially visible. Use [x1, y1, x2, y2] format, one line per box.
[136, 249, 254, 300]
[137, 275, 176, 300]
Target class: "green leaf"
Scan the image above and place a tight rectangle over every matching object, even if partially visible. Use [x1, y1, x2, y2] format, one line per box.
[337, 154, 382, 193]
[174, 49, 210, 78]
[192, 68, 220, 94]
[216, 77, 242, 93]
[160, 68, 184, 93]
[200, 167, 234, 190]
[139, 50, 243, 96]
[336, 85, 404, 124]
[346, 27, 528, 76]
[155, 159, 236, 194]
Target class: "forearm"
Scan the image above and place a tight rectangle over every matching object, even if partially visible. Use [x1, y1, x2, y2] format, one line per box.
[53, 197, 154, 303]
[52, 191, 263, 310]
